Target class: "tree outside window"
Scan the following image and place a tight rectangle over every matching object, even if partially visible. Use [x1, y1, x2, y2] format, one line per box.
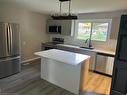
[76, 20, 111, 42]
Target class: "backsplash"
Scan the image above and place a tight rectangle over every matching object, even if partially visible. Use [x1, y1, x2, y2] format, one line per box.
[49, 34, 117, 52]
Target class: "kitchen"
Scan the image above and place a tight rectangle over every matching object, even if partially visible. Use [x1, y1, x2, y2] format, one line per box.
[41, 19, 115, 94]
[0, 0, 127, 95]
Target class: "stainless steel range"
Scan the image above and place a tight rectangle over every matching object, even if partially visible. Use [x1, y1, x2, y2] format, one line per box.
[42, 37, 64, 50]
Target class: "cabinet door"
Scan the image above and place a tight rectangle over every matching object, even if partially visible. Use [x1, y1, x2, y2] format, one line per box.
[47, 20, 61, 26]
[60, 20, 73, 36]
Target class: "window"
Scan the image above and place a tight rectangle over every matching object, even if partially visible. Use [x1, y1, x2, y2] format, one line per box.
[76, 19, 112, 42]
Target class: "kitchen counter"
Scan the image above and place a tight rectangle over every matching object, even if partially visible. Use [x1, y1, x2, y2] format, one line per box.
[35, 49, 90, 95]
[42, 43, 115, 71]
[35, 49, 90, 66]
[42, 42, 115, 56]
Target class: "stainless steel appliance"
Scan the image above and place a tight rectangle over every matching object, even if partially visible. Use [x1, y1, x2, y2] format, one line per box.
[47, 20, 75, 36]
[41, 37, 64, 50]
[52, 37, 64, 44]
[48, 25, 61, 34]
[0, 22, 20, 79]
[94, 52, 115, 76]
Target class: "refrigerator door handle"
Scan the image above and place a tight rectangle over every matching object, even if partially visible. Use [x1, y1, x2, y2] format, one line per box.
[0, 56, 20, 62]
[6, 23, 10, 55]
[9, 24, 13, 54]
[7, 23, 11, 55]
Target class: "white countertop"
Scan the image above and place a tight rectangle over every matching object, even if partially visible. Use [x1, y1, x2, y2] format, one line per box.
[35, 49, 90, 66]
[57, 44, 115, 56]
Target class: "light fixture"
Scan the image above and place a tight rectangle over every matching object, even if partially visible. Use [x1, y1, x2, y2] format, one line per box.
[51, 0, 78, 20]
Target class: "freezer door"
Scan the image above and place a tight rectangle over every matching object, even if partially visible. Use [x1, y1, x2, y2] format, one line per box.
[9, 23, 20, 56]
[0, 23, 9, 58]
[0, 56, 21, 79]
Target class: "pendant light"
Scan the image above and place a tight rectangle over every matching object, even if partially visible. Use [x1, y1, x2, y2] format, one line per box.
[51, 0, 78, 20]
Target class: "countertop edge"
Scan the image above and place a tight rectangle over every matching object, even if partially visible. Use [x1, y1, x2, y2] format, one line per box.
[35, 49, 90, 66]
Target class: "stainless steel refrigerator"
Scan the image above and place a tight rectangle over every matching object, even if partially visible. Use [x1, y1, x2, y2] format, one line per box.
[0, 22, 21, 79]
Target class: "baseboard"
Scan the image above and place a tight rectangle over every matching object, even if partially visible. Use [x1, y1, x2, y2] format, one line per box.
[21, 57, 40, 64]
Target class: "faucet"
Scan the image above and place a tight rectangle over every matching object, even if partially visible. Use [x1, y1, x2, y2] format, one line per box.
[85, 38, 92, 48]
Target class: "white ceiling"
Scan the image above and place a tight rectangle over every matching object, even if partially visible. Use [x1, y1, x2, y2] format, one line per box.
[1, 0, 127, 14]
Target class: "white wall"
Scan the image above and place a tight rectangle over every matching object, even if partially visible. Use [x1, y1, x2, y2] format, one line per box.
[0, 3, 49, 62]
[50, 10, 127, 52]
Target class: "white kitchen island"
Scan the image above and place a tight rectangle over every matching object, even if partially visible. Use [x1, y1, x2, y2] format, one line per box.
[35, 49, 90, 95]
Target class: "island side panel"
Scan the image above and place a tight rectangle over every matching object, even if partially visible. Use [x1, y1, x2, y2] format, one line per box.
[80, 58, 90, 93]
[41, 57, 82, 95]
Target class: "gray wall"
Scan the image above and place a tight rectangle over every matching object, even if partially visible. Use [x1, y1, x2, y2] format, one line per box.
[50, 10, 127, 52]
[0, 3, 49, 62]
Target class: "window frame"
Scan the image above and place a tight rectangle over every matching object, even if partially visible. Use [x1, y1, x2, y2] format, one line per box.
[74, 19, 112, 42]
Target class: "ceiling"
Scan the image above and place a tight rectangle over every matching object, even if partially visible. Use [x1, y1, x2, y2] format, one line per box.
[1, 0, 127, 14]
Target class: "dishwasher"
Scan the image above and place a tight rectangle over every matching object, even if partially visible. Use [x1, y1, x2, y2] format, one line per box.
[94, 52, 115, 77]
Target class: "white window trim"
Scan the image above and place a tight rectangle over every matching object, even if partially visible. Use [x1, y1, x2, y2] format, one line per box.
[74, 19, 112, 43]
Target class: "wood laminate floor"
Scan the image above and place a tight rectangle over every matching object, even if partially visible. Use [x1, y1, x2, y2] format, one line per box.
[0, 59, 111, 95]
[83, 72, 112, 95]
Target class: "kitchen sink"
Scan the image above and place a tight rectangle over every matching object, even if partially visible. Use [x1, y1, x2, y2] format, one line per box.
[80, 46, 94, 49]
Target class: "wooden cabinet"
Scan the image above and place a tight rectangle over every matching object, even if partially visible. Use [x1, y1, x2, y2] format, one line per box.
[47, 20, 75, 36]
